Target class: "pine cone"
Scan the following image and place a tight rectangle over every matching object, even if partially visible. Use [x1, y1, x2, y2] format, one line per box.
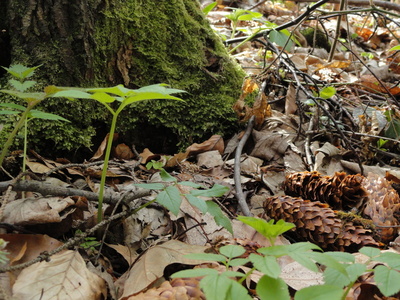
[362, 173, 400, 243]
[130, 277, 205, 300]
[284, 171, 368, 211]
[263, 195, 379, 252]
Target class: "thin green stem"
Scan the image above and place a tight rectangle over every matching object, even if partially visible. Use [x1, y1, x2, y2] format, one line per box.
[0, 103, 38, 167]
[97, 111, 119, 223]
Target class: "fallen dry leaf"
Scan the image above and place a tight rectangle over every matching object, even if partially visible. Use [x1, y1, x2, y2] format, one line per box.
[12, 250, 106, 300]
[186, 135, 224, 156]
[114, 143, 135, 160]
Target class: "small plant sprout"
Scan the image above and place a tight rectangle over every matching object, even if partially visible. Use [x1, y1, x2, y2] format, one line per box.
[0, 65, 68, 169]
[51, 84, 186, 222]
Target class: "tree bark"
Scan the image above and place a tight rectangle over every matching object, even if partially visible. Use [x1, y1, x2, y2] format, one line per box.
[0, 0, 244, 157]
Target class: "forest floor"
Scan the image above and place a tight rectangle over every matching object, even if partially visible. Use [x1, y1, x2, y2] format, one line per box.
[2, 0, 400, 299]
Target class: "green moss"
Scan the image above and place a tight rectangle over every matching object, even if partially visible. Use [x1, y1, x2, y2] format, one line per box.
[5, 0, 245, 158]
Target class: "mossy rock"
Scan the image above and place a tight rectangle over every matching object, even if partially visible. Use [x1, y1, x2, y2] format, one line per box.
[1, 0, 245, 159]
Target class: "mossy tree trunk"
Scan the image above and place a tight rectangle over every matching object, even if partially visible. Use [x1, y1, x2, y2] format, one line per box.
[0, 0, 244, 158]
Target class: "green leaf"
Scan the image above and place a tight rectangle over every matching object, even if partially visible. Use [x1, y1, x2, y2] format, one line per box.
[345, 263, 366, 282]
[0, 110, 20, 115]
[190, 184, 229, 197]
[0, 90, 46, 101]
[91, 92, 116, 103]
[122, 92, 183, 107]
[225, 279, 252, 300]
[374, 265, 400, 297]
[200, 274, 232, 300]
[385, 118, 400, 140]
[133, 183, 165, 190]
[3, 64, 41, 79]
[319, 86, 337, 99]
[0, 103, 26, 111]
[86, 85, 129, 96]
[220, 270, 247, 278]
[29, 110, 70, 122]
[179, 181, 203, 188]
[8, 79, 37, 92]
[136, 84, 186, 95]
[269, 30, 294, 51]
[389, 45, 400, 51]
[375, 252, 400, 269]
[160, 168, 177, 182]
[237, 217, 295, 242]
[186, 194, 208, 214]
[156, 185, 181, 215]
[258, 245, 290, 257]
[203, 1, 217, 15]
[219, 245, 246, 259]
[359, 246, 381, 258]
[184, 253, 227, 262]
[256, 275, 290, 300]
[306, 252, 346, 273]
[52, 90, 93, 99]
[324, 251, 355, 263]
[172, 268, 218, 278]
[323, 267, 351, 287]
[294, 285, 344, 300]
[228, 258, 250, 267]
[249, 253, 281, 278]
[206, 201, 233, 234]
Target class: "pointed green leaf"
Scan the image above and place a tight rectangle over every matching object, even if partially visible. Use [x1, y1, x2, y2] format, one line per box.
[375, 252, 400, 269]
[256, 275, 290, 300]
[374, 265, 400, 297]
[323, 267, 351, 287]
[29, 110, 70, 122]
[206, 201, 233, 234]
[52, 90, 93, 99]
[0, 103, 26, 111]
[186, 194, 208, 214]
[324, 251, 355, 263]
[389, 45, 400, 51]
[184, 253, 227, 262]
[219, 245, 246, 259]
[294, 285, 344, 300]
[3, 64, 41, 79]
[0, 90, 46, 101]
[200, 274, 231, 300]
[269, 30, 294, 51]
[359, 246, 381, 258]
[133, 183, 165, 190]
[136, 84, 186, 95]
[8, 79, 37, 92]
[122, 92, 183, 106]
[306, 252, 346, 273]
[228, 258, 250, 267]
[91, 92, 116, 103]
[86, 85, 129, 96]
[319, 86, 336, 99]
[250, 254, 281, 278]
[190, 184, 229, 197]
[179, 181, 203, 188]
[0, 110, 20, 115]
[156, 185, 181, 215]
[203, 2, 217, 15]
[225, 279, 252, 300]
[160, 168, 177, 182]
[237, 216, 295, 241]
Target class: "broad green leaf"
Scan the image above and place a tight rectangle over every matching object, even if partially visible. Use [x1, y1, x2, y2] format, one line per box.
[179, 181, 203, 188]
[186, 194, 207, 214]
[190, 184, 229, 197]
[206, 201, 233, 234]
[52, 90, 93, 99]
[375, 252, 400, 269]
[91, 92, 116, 103]
[160, 168, 177, 182]
[389, 45, 400, 51]
[29, 110, 69, 122]
[269, 30, 294, 51]
[374, 265, 400, 297]
[385, 118, 400, 140]
[203, 1, 217, 15]
[256, 275, 290, 300]
[323, 267, 351, 287]
[306, 252, 346, 273]
[136, 84, 186, 95]
[0, 103, 26, 111]
[237, 217, 295, 241]
[258, 245, 289, 257]
[286, 244, 323, 272]
[225, 279, 252, 300]
[172, 268, 218, 278]
[122, 92, 183, 107]
[156, 185, 181, 215]
[0, 110, 20, 115]
[200, 274, 232, 300]
[219, 245, 246, 259]
[86, 85, 129, 96]
[220, 271, 246, 278]
[0, 90, 46, 101]
[319, 86, 336, 99]
[345, 263, 366, 282]
[324, 251, 355, 263]
[184, 253, 227, 262]
[3, 64, 41, 79]
[359, 246, 381, 258]
[9, 79, 37, 92]
[249, 253, 281, 278]
[228, 258, 250, 267]
[133, 183, 165, 190]
[294, 285, 344, 300]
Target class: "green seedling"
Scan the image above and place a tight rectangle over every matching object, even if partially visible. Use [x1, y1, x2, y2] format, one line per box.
[226, 9, 263, 39]
[135, 168, 232, 234]
[76, 230, 101, 252]
[202, 1, 217, 16]
[146, 159, 165, 170]
[51, 84, 185, 222]
[172, 217, 400, 300]
[0, 65, 68, 169]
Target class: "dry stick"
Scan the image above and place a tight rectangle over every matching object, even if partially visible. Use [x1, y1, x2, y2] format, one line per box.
[297, 0, 400, 12]
[234, 116, 255, 217]
[328, 0, 347, 62]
